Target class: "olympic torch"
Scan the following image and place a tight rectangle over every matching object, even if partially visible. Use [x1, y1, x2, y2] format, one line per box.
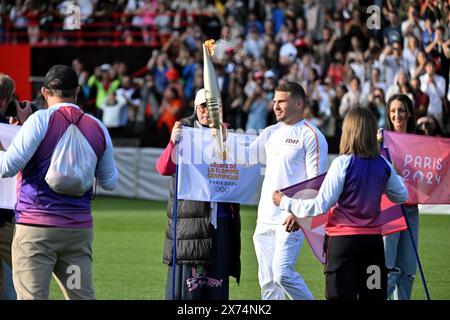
[203, 40, 226, 160]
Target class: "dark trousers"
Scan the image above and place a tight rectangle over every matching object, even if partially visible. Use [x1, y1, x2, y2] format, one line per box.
[165, 217, 230, 300]
[324, 234, 387, 300]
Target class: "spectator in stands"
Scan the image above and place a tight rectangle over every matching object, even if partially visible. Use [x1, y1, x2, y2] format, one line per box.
[114, 61, 129, 79]
[147, 50, 173, 97]
[411, 77, 430, 119]
[326, 51, 346, 86]
[243, 26, 265, 60]
[0, 65, 118, 299]
[380, 41, 410, 87]
[227, 83, 245, 130]
[297, 53, 321, 91]
[279, 32, 298, 69]
[72, 58, 90, 107]
[344, 9, 369, 47]
[272, 1, 286, 34]
[72, 58, 89, 91]
[24, 0, 40, 44]
[303, 100, 325, 129]
[384, 10, 402, 45]
[87, 64, 122, 119]
[140, 0, 158, 45]
[314, 26, 335, 75]
[243, 82, 270, 132]
[163, 68, 184, 106]
[115, 74, 141, 127]
[386, 70, 414, 102]
[9, 0, 29, 43]
[403, 35, 421, 77]
[401, 5, 425, 44]
[78, 0, 95, 24]
[339, 77, 362, 118]
[413, 50, 429, 78]
[420, 60, 446, 127]
[262, 40, 280, 71]
[425, 26, 450, 93]
[156, 86, 183, 133]
[92, 0, 116, 43]
[102, 92, 127, 136]
[156, 88, 241, 300]
[368, 87, 386, 129]
[245, 11, 264, 36]
[140, 74, 161, 129]
[224, 14, 244, 40]
[420, 0, 441, 23]
[310, 77, 332, 135]
[154, 2, 172, 45]
[421, 17, 435, 49]
[362, 67, 388, 105]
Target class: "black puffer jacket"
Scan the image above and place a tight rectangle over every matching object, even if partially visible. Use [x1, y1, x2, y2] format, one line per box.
[162, 114, 241, 283]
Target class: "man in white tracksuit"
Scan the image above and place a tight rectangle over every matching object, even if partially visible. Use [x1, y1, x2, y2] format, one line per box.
[249, 82, 328, 300]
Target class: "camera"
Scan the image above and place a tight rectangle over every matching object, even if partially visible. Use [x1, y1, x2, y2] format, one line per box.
[4, 100, 38, 117]
[19, 101, 37, 110]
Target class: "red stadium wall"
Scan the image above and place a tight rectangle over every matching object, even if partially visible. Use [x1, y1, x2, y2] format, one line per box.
[0, 45, 31, 100]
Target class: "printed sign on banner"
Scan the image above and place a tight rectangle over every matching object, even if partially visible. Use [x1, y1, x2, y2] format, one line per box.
[383, 131, 450, 204]
[177, 126, 262, 204]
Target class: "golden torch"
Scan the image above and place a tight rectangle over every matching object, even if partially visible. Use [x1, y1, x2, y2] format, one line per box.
[203, 40, 226, 160]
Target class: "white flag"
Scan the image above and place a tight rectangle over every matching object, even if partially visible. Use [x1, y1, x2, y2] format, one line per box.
[177, 126, 262, 204]
[0, 123, 21, 209]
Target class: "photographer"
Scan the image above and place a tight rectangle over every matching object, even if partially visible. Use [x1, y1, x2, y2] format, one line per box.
[0, 73, 19, 300]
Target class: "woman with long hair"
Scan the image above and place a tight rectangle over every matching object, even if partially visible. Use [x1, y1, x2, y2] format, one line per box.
[382, 93, 419, 300]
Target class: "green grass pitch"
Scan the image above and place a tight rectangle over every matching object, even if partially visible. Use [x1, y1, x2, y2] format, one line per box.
[49, 197, 450, 300]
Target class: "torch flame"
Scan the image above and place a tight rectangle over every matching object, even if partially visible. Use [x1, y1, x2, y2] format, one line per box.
[204, 39, 216, 56]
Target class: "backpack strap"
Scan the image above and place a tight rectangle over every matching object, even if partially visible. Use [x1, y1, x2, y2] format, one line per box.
[55, 107, 106, 158]
[56, 109, 85, 126]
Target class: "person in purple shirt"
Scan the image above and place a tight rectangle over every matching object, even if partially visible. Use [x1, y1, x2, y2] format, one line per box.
[0, 65, 118, 300]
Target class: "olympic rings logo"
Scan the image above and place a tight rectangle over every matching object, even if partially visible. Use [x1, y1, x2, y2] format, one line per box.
[215, 187, 229, 193]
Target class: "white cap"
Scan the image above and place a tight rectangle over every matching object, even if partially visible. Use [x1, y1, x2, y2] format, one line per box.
[100, 63, 111, 71]
[194, 88, 206, 106]
[264, 70, 275, 79]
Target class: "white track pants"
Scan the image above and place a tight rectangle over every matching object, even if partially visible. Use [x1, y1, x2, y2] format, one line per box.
[253, 223, 314, 300]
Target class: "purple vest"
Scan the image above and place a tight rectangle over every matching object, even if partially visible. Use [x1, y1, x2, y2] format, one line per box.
[327, 155, 391, 233]
[15, 106, 106, 228]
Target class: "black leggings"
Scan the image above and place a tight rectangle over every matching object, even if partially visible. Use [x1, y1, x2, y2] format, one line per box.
[324, 234, 387, 300]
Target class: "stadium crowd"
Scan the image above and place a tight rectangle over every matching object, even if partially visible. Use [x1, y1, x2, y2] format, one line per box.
[1, 0, 449, 148]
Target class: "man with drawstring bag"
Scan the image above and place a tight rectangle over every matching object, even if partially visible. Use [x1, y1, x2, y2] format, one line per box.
[0, 65, 118, 300]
